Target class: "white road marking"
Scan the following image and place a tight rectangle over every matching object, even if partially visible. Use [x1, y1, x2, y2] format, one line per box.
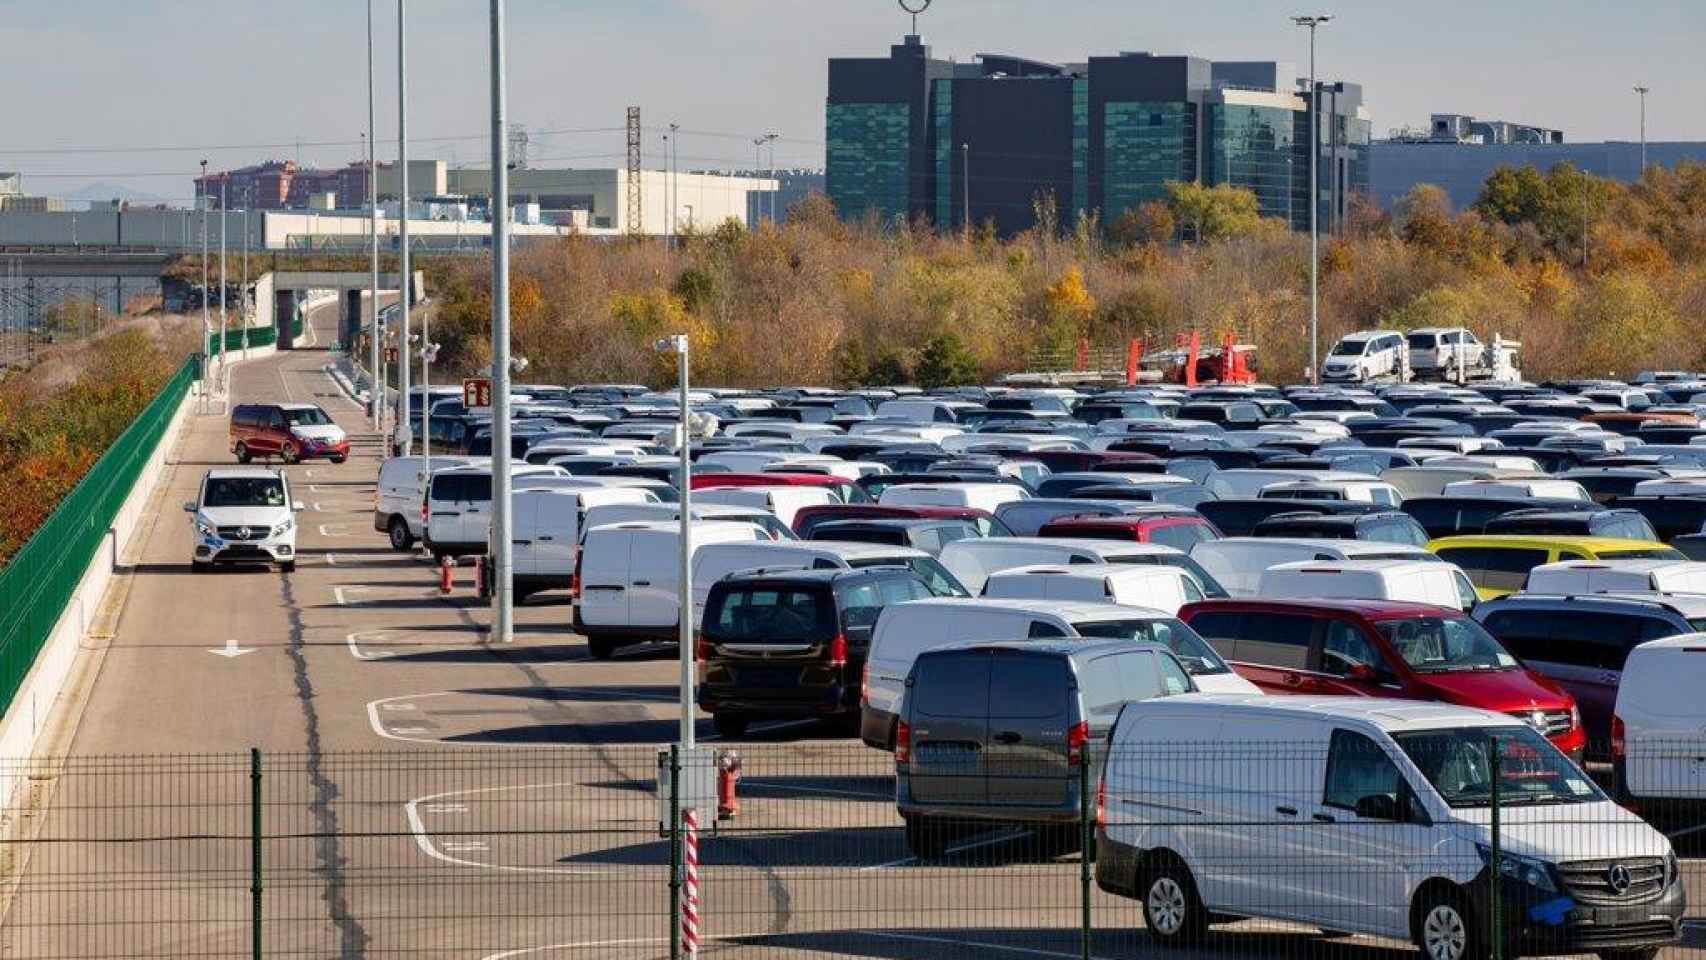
[390, 727, 428, 735]
[422, 803, 467, 814]
[441, 841, 488, 853]
[476, 931, 1107, 960]
[404, 782, 617, 876]
[365, 692, 452, 743]
[317, 523, 356, 537]
[861, 829, 1031, 872]
[863, 930, 1113, 960]
[346, 630, 391, 660]
[206, 636, 255, 658]
[743, 780, 886, 800]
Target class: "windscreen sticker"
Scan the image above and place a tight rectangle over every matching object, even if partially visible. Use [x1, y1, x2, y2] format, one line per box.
[1565, 778, 1593, 796]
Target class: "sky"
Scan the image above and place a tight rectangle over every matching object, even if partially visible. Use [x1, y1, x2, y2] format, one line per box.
[3, 0, 1702, 203]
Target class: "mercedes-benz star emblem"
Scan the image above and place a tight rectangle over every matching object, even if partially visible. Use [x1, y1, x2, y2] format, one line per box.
[236, 526, 252, 541]
[1607, 863, 1633, 894]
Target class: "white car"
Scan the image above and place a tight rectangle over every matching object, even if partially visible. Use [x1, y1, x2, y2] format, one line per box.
[1615, 634, 1706, 814]
[185, 467, 303, 572]
[1321, 330, 1409, 384]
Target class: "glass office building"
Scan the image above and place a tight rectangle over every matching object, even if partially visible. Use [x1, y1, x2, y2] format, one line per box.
[825, 102, 913, 222]
[1204, 98, 1303, 229]
[1103, 101, 1197, 218]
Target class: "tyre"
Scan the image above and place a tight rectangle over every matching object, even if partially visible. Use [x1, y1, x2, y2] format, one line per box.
[1142, 860, 1208, 946]
[388, 516, 415, 551]
[904, 815, 947, 859]
[281, 442, 300, 464]
[586, 635, 615, 660]
[279, 560, 296, 574]
[1414, 889, 1482, 960]
[712, 714, 750, 739]
[191, 559, 210, 573]
[330, 455, 347, 465]
[234, 442, 251, 464]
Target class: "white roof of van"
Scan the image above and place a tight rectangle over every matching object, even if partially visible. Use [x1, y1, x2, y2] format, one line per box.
[1019, 538, 1184, 556]
[888, 597, 1168, 621]
[1630, 632, 1706, 652]
[988, 563, 1185, 582]
[709, 540, 928, 561]
[1134, 694, 1514, 732]
[1195, 537, 1428, 556]
[1265, 558, 1446, 577]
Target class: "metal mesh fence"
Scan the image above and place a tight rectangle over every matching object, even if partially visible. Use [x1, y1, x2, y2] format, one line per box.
[0, 742, 1698, 959]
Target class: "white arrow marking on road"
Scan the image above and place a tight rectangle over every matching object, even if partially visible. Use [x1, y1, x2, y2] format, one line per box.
[207, 637, 255, 658]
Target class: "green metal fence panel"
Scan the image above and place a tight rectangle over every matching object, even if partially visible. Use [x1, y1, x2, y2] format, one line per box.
[0, 355, 197, 717]
[205, 326, 277, 356]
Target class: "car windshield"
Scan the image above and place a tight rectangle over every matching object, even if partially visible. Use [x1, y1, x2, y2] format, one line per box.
[1331, 340, 1368, 357]
[282, 407, 332, 427]
[1395, 725, 1604, 808]
[204, 477, 286, 507]
[1106, 553, 1230, 599]
[1375, 616, 1518, 673]
[846, 556, 967, 596]
[1071, 617, 1233, 675]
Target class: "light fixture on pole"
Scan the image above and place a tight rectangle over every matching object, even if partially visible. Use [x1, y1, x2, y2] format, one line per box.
[1292, 13, 1332, 385]
[1634, 85, 1650, 173]
[763, 131, 780, 224]
[654, 333, 695, 748]
[489, 0, 516, 644]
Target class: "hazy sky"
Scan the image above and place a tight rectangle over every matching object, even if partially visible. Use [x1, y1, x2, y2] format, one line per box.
[4, 0, 1701, 201]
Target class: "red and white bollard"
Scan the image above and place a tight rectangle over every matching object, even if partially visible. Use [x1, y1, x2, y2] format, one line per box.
[438, 555, 455, 594]
[716, 751, 741, 821]
[682, 808, 701, 957]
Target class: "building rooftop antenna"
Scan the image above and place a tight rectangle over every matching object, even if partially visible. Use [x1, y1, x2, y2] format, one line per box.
[899, 0, 931, 36]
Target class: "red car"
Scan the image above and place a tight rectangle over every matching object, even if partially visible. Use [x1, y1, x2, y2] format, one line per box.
[1036, 513, 1221, 553]
[1178, 598, 1587, 759]
[229, 403, 350, 464]
[792, 503, 1012, 539]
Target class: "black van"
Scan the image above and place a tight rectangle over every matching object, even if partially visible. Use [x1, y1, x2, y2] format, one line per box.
[696, 568, 943, 738]
[894, 639, 1194, 856]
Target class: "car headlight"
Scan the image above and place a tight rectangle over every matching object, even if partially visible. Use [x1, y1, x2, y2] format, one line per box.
[1665, 852, 1680, 888]
[272, 518, 293, 538]
[195, 518, 215, 537]
[1477, 844, 1557, 893]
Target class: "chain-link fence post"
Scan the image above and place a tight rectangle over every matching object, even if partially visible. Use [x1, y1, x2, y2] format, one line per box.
[669, 743, 681, 960]
[1489, 736, 1502, 960]
[250, 747, 263, 960]
[1079, 754, 1092, 960]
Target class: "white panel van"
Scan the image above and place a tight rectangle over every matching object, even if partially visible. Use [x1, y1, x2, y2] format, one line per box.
[1257, 558, 1479, 612]
[695, 486, 842, 528]
[375, 455, 484, 550]
[939, 538, 1230, 598]
[1524, 558, 1706, 596]
[1189, 537, 1436, 597]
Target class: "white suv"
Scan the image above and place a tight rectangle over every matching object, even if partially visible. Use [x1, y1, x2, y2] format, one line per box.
[1406, 327, 1483, 381]
[184, 467, 302, 572]
[1321, 330, 1409, 383]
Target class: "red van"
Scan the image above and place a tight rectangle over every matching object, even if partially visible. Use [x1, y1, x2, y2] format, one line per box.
[1036, 513, 1221, 553]
[1178, 598, 1586, 759]
[230, 403, 350, 464]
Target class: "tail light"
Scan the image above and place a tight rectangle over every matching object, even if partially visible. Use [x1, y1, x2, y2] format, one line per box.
[827, 632, 847, 668]
[1067, 721, 1091, 766]
[894, 719, 911, 763]
[1095, 776, 1107, 829]
[695, 634, 710, 663]
[420, 497, 429, 523]
[571, 552, 583, 600]
[1611, 714, 1626, 760]
[860, 662, 870, 705]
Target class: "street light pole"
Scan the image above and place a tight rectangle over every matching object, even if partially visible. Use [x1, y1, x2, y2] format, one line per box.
[1634, 85, 1650, 174]
[219, 179, 228, 372]
[669, 122, 681, 245]
[395, 0, 413, 455]
[366, 0, 383, 429]
[1293, 14, 1332, 384]
[199, 160, 209, 365]
[763, 131, 780, 224]
[655, 334, 693, 748]
[489, 0, 516, 644]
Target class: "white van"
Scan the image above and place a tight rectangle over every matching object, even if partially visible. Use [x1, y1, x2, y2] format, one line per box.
[1441, 479, 1592, 502]
[580, 502, 795, 542]
[981, 564, 1204, 615]
[940, 538, 1230, 597]
[1257, 559, 1479, 612]
[689, 540, 966, 626]
[1096, 696, 1683, 954]
[1320, 329, 1410, 383]
[1257, 478, 1403, 506]
[878, 482, 1029, 514]
[375, 455, 484, 550]
[695, 485, 841, 528]
[423, 463, 568, 557]
[1381, 465, 1543, 499]
[1189, 537, 1436, 597]
[1205, 469, 1372, 500]
[861, 599, 1255, 749]
[1524, 558, 1706, 595]
[574, 520, 769, 659]
[502, 487, 660, 600]
[1615, 634, 1706, 810]
[1632, 478, 1706, 498]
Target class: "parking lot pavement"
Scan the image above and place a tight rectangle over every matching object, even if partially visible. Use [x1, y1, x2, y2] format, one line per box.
[2, 303, 1702, 959]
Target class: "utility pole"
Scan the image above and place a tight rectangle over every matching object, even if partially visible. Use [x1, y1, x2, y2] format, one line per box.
[961, 143, 970, 239]
[1634, 85, 1650, 174]
[1293, 14, 1332, 385]
[395, 0, 413, 455]
[200, 160, 210, 366]
[763, 131, 780, 224]
[366, 0, 383, 429]
[241, 192, 249, 359]
[489, 0, 515, 644]
[662, 131, 672, 245]
[219, 179, 228, 372]
[669, 122, 681, 245]
[752, 136, 765, 224]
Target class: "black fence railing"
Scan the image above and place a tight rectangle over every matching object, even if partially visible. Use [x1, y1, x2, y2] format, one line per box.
[0, 742, 1698, 959]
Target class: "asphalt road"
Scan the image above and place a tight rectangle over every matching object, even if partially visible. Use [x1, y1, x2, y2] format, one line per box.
[0, 302, 1701, 960]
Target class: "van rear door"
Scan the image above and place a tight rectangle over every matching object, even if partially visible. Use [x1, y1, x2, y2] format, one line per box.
[509, 492, 541, 577]
[628, 530, 680, 627]
[907, 650, 990, 805]
[578, 529, 633, 626]
[984, 650, 1073, 808]
[426, 473, 466, 547]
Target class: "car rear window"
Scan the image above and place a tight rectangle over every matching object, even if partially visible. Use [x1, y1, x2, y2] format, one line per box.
[989, 652, 1069, 718]
[1599, 547, 1686, 561]
[703, 587, 836, 643]
[911, 653, 990, 718]
[847, 556, 967, 597]
[1435, 546, 1549, 593]
[1105, 553, 1230, 599]
[1147, 523, 1216, 552]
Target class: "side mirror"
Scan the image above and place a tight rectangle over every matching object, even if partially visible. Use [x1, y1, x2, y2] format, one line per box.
[182, 501, 197, 513]
[1354, 793, 1399, 821]
[1346, 663, 1377, 682]
[292, 501, 305, 513]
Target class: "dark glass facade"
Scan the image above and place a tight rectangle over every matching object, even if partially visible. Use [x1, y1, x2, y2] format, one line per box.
[933, 81, 954, 226]
[825, 102, 913, 222]
[1071, 78, 1089, 219]
[1204, 102, 1302, 229]
[1103, 101, 1196, 218]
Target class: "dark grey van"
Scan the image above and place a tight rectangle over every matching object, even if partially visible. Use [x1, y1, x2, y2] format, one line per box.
[894, 639, 1194, 857]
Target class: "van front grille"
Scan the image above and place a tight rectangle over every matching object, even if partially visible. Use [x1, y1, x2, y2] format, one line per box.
[1508, 708, 1572, 738]
[1556, 858, 1667, 904]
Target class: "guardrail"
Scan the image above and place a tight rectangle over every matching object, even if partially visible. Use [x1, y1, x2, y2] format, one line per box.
[0, 355, 196, 718]
[205, 325, 276, 356]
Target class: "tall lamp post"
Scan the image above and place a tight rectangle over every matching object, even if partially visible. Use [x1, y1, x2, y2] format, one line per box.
[199, 160, 210, 367]
[762, 131, 780, 224]
[489, 0, 516, 644]
[395, 0, 413, 455]
[654, 334, 694, 748]
[366, 0, 383, 429]
[1292, 13, 1332, 384]
[1634, 85, 1650, 174]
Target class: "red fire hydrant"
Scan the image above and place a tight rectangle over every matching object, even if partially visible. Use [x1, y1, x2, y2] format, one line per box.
[475, 556, 490, 600]
[438, 555, 455, 594]
[717, 750, 742, 821]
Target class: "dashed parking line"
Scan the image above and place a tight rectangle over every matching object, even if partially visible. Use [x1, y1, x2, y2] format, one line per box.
[403, 782, 618, 876]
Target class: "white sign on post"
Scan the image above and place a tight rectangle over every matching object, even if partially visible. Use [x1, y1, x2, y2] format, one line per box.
[656, 746, 717, 836]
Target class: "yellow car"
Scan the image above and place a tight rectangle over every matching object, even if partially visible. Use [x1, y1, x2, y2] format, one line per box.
[1426, 534, 1684, 600]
